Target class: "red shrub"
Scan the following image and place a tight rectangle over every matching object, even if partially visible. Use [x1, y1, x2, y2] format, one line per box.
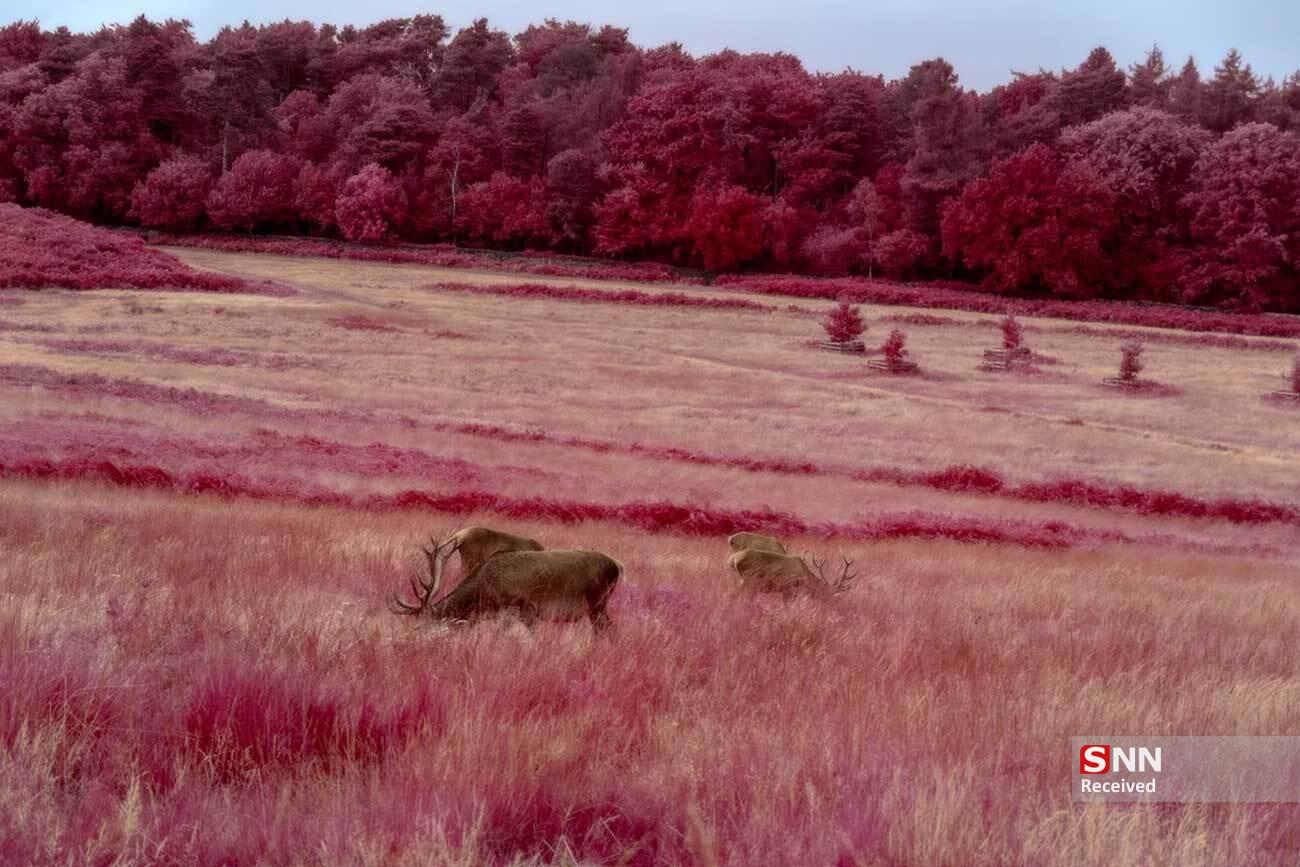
[0, 204, 286, 294]
[1119, 341, 1145, 381]
[1001, 311, 1023, 351]
[822, 298, 865, 342]
[880, 328, 909, 364]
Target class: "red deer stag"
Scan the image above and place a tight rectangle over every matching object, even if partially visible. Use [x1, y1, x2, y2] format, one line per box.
[391, 535, 623, 630]
[728, 531, 788, 554]
[728, 549, 856, 599]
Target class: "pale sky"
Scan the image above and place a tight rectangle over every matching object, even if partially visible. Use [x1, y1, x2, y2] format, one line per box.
[11, 0, 1299, 90]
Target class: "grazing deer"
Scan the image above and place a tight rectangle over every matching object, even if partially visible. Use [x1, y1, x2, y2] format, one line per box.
[727, 531, 788, 554]
[728, 549, 856, 599]
[429, 526, 545, 589]
[390, 535, 623, 630]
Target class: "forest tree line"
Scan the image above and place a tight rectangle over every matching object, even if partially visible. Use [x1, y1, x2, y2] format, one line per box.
[1, 16, 1298, 311]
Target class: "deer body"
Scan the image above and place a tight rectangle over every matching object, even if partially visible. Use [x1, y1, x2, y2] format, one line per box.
[728, 549, 855, 598]
[728, 531, 788, 554]
[392, 541, 622, 631]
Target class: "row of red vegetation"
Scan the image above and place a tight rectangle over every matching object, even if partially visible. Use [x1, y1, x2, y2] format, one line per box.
[0, 453, 1104, 549]
[464, 420, 1300, 527]
[0, 205, 292, 294]
[150, 232, 694, 284]
[6, 360, 1295, 527]
[430, 281, 772, 311]
[716, 274, 1300, 338]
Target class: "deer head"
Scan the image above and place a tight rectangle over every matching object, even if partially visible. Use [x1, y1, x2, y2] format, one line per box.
[808, 553, 857, 595]
[388, 532, 459, 616]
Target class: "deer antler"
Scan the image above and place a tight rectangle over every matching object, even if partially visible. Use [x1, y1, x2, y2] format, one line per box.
[388, 533, 456, 616]
[810, 553, 857, 595]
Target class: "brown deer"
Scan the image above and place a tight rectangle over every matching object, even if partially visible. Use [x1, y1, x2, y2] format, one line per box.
[728, 549, 856, 599]
[390, 535, 623, 630]
[428, 526, 545, 589]
[727, 531, 788, 554]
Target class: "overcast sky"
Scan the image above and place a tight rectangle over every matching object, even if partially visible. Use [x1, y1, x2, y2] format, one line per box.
[12, 0, 1299, 91]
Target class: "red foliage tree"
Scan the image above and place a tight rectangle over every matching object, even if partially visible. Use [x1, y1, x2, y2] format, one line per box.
[12, 53, 158, 219]
[544, 148, 599, 247]
[457, 172, 549, 246]
[941, 143, 1116, 297]
[129, 155, 213, 230]
[822, 298, 865, 343]
[1060, 107, 1208, 298]
[1000, 311, 1023, 351]
[1049, 46, 1128, 127]
[685, 184, 767, 270]
[881, 328, 909, 364]
[1180, 123, 1300, 311]
[335, 163, 407, 243]
[205, 149, 300, 231]
[873, 229, 931, 278]
[293, 161, 341, 231]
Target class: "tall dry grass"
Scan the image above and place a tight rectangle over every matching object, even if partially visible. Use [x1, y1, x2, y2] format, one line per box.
[3, 479, 1299, 865]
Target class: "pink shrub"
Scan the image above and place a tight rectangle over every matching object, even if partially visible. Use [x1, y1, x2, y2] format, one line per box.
[880, 328, 909, 364]
[1119, 340, 1145, 381]
[821, 297, 865, 342]
[0, 204, 288, 294]
[1001, 310, 1023, 351]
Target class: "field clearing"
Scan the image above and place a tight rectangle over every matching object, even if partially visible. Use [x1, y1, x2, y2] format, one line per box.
[3, 249, 1300, 865]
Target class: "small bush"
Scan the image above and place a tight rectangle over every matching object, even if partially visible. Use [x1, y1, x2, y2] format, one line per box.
[822, 297, 865, 343]
[1119, 341, 1145, 381]
[1001, 311, 1023, 351]
[881, 328, 909, 364]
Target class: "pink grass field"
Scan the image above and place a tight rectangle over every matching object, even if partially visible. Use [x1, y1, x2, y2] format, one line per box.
[3, 247, 1300, 865]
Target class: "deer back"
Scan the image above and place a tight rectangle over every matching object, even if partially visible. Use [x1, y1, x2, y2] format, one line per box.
[453, 527, 545, 576]
[728, 531, 788, 554]
[728, 549, 817, 594]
